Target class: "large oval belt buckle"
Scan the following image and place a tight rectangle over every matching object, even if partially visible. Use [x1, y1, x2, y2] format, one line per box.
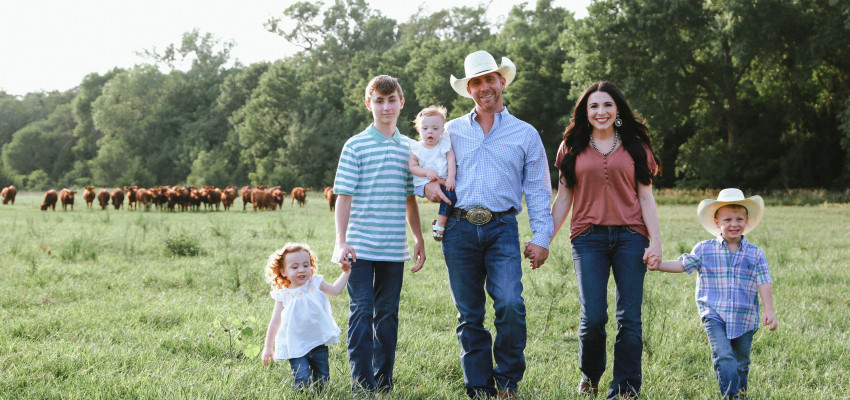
[466, 206, 492, 225]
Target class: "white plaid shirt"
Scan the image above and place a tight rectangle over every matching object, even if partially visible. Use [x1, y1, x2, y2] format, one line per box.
[447, 107, 553, 248]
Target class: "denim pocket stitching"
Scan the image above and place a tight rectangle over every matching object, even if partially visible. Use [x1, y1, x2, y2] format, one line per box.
[445, 216, 458, 231]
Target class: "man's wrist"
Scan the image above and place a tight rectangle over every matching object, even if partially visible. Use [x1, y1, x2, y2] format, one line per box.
[529, 236, 551, 250]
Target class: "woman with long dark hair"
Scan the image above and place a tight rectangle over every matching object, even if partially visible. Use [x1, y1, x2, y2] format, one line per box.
[551, 81, 661, 399]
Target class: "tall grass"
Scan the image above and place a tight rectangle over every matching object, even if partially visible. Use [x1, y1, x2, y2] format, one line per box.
[1, 191, 848, 399]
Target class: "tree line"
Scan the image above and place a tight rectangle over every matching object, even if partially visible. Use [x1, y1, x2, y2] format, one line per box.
[1, 0, 848, 191]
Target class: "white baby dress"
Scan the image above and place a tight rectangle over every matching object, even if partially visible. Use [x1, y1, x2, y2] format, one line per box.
[270, 275, 341, 361]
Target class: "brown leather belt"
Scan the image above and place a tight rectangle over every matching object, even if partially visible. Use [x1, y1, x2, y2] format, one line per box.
[451, 206, 515, 225]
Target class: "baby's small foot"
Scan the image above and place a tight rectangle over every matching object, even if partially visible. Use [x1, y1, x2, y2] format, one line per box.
[432, 220, 444, 242]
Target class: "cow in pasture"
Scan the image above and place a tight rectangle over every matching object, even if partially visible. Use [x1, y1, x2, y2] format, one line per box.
[136, 188, 151, 210]
[1, 185, 16, 205]
[82, 186, 96, 209]
[240, 185, 251, 211]
[124, 186, 138, 210]
[190, 187, 203, 211]
[178, 187, 190, 211]
[206, 186, 222, 211]
[165, 187, 189, 212]
[251, 186, 269, 211]
[291, 187, 309, 207]
[59, 188, 77, 211]
[222, 186, 237, 211]
[40, 189, 58, 211]
[323, 187, 338, 212]
[97, 189, 110, 210]
[270, 187, 286, 210]
[112, 188, 125, 210]
[151, 187, 167, 210]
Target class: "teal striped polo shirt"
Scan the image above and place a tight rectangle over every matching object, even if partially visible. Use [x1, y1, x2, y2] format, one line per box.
[333, 125, 414, 262]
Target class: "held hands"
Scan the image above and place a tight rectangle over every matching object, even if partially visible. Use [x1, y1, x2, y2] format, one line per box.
[261, 348, 274, 366]
[339, 262, 351, 274]
[523, 242, 549, 269]
[337, 243, 356, 269]
[644, 253, 660, 270]
[643, 244, 662, 270]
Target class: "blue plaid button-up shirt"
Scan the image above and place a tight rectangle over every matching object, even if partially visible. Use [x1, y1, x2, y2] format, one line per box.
[680, 236, 772, 339]
[446, 107, 553, 249]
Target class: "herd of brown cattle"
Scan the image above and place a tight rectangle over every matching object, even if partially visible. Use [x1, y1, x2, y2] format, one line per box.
[0, 185, 339, 212]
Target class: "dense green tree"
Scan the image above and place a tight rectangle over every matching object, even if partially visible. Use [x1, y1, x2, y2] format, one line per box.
[90, 65, 168, 185]
[0, 90, 75, 148]
[1, 103, 76, 185]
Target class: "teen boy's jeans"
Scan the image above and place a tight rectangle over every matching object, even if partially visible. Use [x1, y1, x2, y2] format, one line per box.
[702, 317, 754, 399]
[288, 345, 330, 390]
[347, 259, 404, 393]
[442, 212, 525, 398]
[571, 225, 648, 400]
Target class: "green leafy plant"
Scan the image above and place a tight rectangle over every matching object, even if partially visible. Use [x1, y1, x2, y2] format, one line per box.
[164, 234, 200, 257]
[214, 316, 261, 360]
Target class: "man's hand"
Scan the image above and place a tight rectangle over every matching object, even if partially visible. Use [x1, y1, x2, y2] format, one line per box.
[424, 180, 450, 204]
[523, 242, 549, 269]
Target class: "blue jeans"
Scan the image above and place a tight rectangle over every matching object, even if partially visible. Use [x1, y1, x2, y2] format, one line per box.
[347, 259, 404, 392]
[442, 212, 525, 398]
[571, 225, 648, 400]
[703, 317, 754, 399]
[288, 345, 330, 390]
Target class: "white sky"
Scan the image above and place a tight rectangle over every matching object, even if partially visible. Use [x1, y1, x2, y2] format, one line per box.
[0, 0, 589, 96]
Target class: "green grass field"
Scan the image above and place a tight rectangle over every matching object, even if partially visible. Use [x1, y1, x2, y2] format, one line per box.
[1, 191, 848, 399]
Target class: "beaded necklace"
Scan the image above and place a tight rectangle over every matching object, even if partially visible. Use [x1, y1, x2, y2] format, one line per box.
[590, 130, 619, 156]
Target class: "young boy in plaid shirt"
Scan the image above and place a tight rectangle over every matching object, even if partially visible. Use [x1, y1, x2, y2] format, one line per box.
[646, 188, 777, 399]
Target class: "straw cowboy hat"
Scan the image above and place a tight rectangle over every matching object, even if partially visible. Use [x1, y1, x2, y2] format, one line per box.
[450, 50, 516, 98]
[697, 188, 765, 236]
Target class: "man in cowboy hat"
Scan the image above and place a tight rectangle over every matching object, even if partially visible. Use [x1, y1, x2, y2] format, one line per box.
[424, 50, 554, 398]
[646, 188, 777, 399]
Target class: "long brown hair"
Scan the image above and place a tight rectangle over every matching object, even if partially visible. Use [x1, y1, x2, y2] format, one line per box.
[558, 81, 660, 187]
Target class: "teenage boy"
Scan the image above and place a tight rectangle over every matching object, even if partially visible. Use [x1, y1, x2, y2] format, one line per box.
[646, 188, 777, 399]
[332, 75, 426, 395]
[424, 50, 554, 399]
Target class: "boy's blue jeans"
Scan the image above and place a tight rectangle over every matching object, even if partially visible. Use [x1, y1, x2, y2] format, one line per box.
[702, 317, 754, 399]
[570, 225, 647, 400]
[347, 259, 404, 393]
[442, 212, 525, 398]
[288, 345, 330, 390]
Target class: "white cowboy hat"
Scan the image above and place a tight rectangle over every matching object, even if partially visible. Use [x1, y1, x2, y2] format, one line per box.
[697, 188, 765, 237]
[450, 50, 516, 98]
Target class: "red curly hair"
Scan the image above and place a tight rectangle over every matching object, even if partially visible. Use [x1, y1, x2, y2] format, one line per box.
[265, 242, 318, 289]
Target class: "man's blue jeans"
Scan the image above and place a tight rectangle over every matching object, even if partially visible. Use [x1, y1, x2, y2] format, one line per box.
[442, 212, 525, 398]
[288, 345, 330, 390]
[347, 259, 404, 393]
[571, 225, 648, 399]
[703, 317, 754, 399]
